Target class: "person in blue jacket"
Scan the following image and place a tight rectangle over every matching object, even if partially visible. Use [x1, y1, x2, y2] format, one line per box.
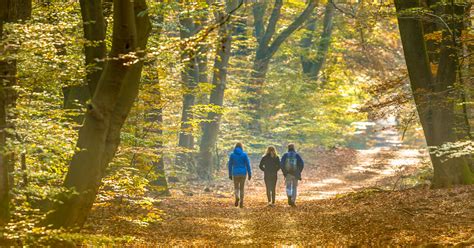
[228, 143, 252, 208]
[280, 143, 304, 207]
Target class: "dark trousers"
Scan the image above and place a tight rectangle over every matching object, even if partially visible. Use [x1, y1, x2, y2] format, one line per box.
[264, 176, 277, 204]
[233, 176, 246, 204]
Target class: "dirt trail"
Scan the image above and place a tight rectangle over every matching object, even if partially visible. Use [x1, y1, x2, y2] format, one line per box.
[84, 122, 474, 246]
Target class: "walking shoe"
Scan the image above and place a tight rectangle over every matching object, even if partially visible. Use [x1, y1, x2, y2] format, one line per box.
[287, 196, 292, 206]
[290, 201, 296, 207]
[239, 202, 244, 208]
[234, 198, 239, 207]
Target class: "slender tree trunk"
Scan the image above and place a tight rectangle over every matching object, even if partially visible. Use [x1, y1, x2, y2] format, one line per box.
[150, 105, 170, 195]
[147, 84, 170, 195]
[47, 0, 151, 229]
[63, 0, 107, 118]
[300, 13, 317, 75]
[300, 3, 335, 81]
[0, 21, 9, 224]
[0, 0, 32, 225]
[178, 15, 198, 150]
[246, 0, 317, 128]
[198, 0, 237, 180]
[395, 0, 473, 188]
[310, 3, 334, 81]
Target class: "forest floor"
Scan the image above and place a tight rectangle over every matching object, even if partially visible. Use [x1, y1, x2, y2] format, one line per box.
[83, 143, 474, 247]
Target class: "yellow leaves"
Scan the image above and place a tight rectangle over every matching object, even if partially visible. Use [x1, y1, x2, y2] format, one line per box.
[424, 31, 442, 42]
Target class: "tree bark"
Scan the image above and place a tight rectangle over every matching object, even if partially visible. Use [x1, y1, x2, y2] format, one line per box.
[0, 20, 9, 223]
[146, 83, 170, 195]
[47, 0, 151, 229]
[197, 0, 238, 180]
[63, 0, 108, 119]
[0, 0, 32, 225]
[395, 0, 473, 188]
[178, 14, 199, 150]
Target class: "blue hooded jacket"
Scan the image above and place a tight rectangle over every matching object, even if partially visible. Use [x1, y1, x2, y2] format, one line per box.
[228, 147, 252, 177]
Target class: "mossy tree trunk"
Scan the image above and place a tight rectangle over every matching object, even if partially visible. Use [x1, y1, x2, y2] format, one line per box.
[47, 0, 151, 229]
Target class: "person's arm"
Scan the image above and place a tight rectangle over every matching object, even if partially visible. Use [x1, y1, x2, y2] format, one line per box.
[228, 155, 233, 179]
[280, 154, 287, 176]
[259, 157, 265, 171]
[297, 154, 304, 172]
[245, 154, 252, 180]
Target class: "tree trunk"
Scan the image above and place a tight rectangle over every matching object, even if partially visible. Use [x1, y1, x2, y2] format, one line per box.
[300, 3, 335, 82]
[197, 0, 237, 180]
[0, 0, 32, 225]
[47, 0, 151, 229]
[178, 14, 199, 150]
[300, 13, 317, 75]
[395, 0, 473, 188]
[79, 0, 107, 95]
[147, 85, 170, 195]
[0, 21, 9, 223]
[63, 0, 107, 120]
[246, 0, 317, 127]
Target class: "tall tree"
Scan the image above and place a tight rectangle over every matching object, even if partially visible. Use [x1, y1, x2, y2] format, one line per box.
[146, 1, 169, 194]
[176, 3, 212, 172]
[300, 2, 335, 81]
[0, 0, 31, 225]
[198, 0, 240, 180]
[395, 0, 473, 187]
[47, 0, 152, 229]
[247, 0, 317, 128]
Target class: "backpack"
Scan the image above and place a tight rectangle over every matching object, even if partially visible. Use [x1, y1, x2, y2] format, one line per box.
[285, 153, 298, 174]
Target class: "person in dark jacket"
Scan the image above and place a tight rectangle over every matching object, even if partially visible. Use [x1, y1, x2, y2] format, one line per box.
[228, 143, 252, 208]
[280, 143, 304, 207]
[259, 146, 280, 206]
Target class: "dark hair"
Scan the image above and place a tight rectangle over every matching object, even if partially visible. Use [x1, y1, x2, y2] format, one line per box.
[235, 142, 243, 149]
[288, 143, 295, 152]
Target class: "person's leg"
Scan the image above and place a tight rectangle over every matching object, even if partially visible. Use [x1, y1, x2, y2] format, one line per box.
[239, 176, 245, 208]
[264, 177, 271, 203]
[233, 176, 240, 207]
[285, 175, 293, 205]
[291, 177, 298, 205]
[270, 176, 277, 204]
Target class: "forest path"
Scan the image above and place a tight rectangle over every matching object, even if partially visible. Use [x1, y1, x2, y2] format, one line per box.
[84, 123, 474, 246]
[145, 146, 473, 246]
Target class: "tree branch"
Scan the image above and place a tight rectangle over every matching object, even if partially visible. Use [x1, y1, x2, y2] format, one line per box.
[252, 2, 266, 45]
[267, 0, 317, 57]
[260, 0, 283, 47]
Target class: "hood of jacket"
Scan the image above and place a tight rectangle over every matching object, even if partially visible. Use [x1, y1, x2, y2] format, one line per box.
[233, 147, 244, 155]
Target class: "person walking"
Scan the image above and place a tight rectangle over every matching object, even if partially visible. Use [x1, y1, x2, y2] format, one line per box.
[228, 143, 252, 208]
[259, 146, 280, 206]
[280, 143, 304, 207]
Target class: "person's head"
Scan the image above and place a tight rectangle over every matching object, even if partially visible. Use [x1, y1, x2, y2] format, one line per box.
[288, 143, 295, 152]
[265, 146, 277, 158]
[235, 142, 243, 150]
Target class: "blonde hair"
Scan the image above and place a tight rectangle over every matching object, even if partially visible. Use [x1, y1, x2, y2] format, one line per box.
[264, 146, 277, 158]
